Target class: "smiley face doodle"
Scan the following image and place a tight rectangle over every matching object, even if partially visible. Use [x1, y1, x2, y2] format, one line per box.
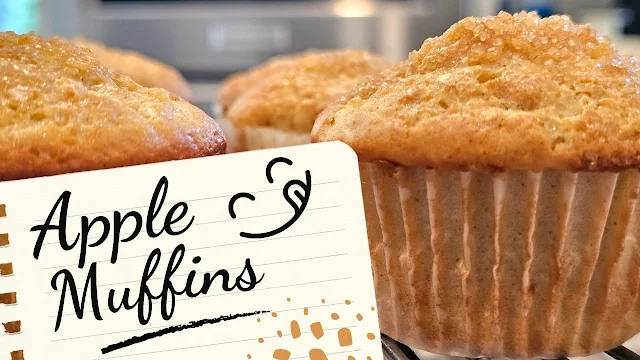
[228, 157, 312, 239]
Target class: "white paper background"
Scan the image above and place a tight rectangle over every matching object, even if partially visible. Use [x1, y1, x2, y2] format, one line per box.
[0, 141, 383, 360]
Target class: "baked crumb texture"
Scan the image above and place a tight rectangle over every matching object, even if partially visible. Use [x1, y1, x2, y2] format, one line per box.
[223, 50, 392, 134]
[312, 11, 640, 172]
[217, 53, 297, 114]
[0, 32, 226, 182]
[73, 37, 193, 101]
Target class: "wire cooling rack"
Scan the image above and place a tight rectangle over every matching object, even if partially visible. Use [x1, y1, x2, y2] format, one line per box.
[381, 334, 640, 360]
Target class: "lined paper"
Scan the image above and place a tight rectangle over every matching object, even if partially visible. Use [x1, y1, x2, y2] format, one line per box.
[0, 142, 382, 360]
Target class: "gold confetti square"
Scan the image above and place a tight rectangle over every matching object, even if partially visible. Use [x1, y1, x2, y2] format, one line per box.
[0, 263, 14, 276]
[10, 350, 23, 360]
[0, 234, 9, 246]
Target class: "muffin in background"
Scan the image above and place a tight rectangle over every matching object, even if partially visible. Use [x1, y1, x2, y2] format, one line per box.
[215, 53, 296, 117]
[72, 37, 193, 101]
[216, 50, 391, 152]
[213, 53, 297, 152]
[312, 11, 640, 359]
[0, 32, 225, 181]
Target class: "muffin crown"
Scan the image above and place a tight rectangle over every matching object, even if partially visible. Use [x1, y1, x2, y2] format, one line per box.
[223, 50, 392, 134]
[312, 11, 640, 172]
[0, 32, 225, 181]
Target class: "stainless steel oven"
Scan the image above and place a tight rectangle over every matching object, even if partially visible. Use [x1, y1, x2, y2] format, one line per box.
[40, 0, 463, 110]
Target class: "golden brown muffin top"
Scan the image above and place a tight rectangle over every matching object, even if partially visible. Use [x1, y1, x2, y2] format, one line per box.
[224, 50, 392, 133]
[312, 12, 640, 172]
[0, 32, 225, 182]
[217, 53, 297, 114]
[73, 37, 193, 101]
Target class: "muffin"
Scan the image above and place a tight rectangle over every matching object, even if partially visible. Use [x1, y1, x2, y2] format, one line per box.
[0, 32, 225, 181]
[217, 50, 391, 152]
[213, 53, 297, 151]
[216, 53, 297, 116]
[72, 37, 193, 101]
[312, 12, 640, 359]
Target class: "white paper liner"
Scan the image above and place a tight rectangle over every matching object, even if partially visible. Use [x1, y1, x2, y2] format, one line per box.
[359, 161, 640, 359]
[242, 126, 310, 150]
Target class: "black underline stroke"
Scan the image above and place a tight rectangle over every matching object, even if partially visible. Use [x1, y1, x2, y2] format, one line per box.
[96, 326, 359, 359]
[100, 310, 269, 355]
[54, 302, 347, 341]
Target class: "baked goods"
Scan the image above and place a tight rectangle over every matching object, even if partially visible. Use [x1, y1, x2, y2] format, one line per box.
[312, 12, 640, 358]
[72, 37, 193, 101]
[216, 53, 296, 115]
[217, 50, 391, 152]
[0, 32, 225, 182]
[213, 53, 297, 152]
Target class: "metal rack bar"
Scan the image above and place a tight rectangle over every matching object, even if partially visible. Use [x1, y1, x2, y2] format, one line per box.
[381, 334, 640, 360]
[381, 334, 422, 360]
[606, 346, 640, 360]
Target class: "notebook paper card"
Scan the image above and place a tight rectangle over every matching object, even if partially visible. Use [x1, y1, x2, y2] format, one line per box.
[0, 141, 382, 360]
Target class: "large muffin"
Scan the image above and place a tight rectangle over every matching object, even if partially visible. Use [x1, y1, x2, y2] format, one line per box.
[72, 37, 193, 101]
[217, 50, 391, 152]
[0, 32, 225, 181]
[312, 12, 640, 359]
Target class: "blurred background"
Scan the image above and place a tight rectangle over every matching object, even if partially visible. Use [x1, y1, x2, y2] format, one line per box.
[1, 0, 639, 113]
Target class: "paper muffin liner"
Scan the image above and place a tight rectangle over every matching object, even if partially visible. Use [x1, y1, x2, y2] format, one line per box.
[214, 120, 309, 153]
[211, 104, 309, 153]
[240, 125, 309, 151]
[359, 161, 640, 359]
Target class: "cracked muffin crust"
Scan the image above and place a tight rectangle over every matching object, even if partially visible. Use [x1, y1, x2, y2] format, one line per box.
[226, 49, 391, 134]
[0, 32, 225, 181]
[313, 12, 640, 172]
[219, 49, 391, 152]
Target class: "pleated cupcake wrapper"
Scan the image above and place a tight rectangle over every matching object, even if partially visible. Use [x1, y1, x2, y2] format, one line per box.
[212, 103, 310, 152]
[359, 161, 640, 359]
[240, 126, 309, 151]
[214, 120, 309, 153]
